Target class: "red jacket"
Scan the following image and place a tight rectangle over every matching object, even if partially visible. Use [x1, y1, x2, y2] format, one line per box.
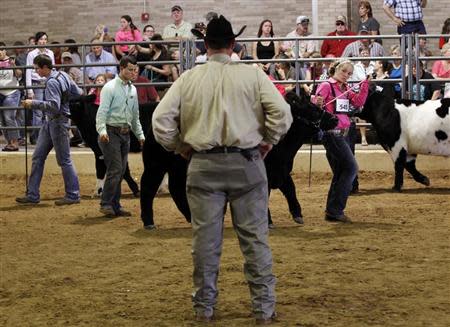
[321, 30, 356, 58]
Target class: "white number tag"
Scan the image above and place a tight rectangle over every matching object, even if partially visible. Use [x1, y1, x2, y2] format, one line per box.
[336, 98, 350, 113]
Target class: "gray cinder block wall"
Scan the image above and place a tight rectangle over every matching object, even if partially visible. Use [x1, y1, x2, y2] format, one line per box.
[1, 0, 447, 54]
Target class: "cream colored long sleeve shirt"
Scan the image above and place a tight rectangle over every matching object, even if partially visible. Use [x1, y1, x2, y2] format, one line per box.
[152, 53, 292, 153]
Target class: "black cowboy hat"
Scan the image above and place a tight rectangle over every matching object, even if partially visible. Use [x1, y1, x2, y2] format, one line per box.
[191, 15, 246, 41]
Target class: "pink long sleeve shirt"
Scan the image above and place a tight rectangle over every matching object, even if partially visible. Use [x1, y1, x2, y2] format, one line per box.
[115, 29, 143, 52]
[314, 78, 369, 129]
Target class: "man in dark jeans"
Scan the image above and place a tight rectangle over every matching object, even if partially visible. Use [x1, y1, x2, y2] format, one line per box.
[16, 54, 82, 205]
[96, 56, 145, 217]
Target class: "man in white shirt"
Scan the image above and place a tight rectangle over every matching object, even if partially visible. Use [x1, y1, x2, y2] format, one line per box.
[282, 15, 317, 58]
[162, 5, 193, 49]
[153, 15, 292, 325]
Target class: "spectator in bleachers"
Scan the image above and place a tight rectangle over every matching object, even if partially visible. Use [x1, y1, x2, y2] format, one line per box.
[439, 18, 450, 49]
[12, 41, 27, 144]
[143, 24, 156, 41]
[193, 22, 207, 56]
[131, 66, 160, 104]
[12, 41, 27, 67]
[342, 26, 384, 58]
[351, 45, 374, 146]
[358, 1, 381, 43]
[252, 20, 280, 74]
[88, 73, 107, 105]
[63, 39, 81, 65]
[282, 15, 317, 58]
[162, 5, 193, 50]
[51, 41, 62, 65]
[26, 31, 55, 144]
[383, 0, 427, 35]
[408, 60, 441, 100]
[61, 52, 82, 84]
[374, 60, 392, 80]
[431, 43, 450, 98]
[388, 44, 402, 99]
[416, 34, 433, 71]
[269, 53, 297, 93]
[321, 15, 356, 58]
[115, 15, 142, 59]
[139, 34, 171, 94]
[303, 52, 326, 94]
[136, 25, 156, 75]
[27, 36, 35, 49]
[170, 49, 181, 82]
[0, 42, 21, 151]
[93, 24, 115, 55]
[85, 39, 117, 82]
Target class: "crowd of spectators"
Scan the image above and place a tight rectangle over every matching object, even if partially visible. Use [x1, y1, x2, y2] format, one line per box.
[1, 2, 449, 150]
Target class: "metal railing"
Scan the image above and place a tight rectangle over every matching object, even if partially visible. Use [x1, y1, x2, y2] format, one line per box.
[1, 33, 450, 131]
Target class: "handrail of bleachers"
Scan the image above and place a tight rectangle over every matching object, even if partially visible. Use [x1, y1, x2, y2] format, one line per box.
[1, 33, 449, 131]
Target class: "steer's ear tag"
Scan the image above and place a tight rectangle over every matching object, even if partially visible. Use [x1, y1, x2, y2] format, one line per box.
[376, 86, 384, 92]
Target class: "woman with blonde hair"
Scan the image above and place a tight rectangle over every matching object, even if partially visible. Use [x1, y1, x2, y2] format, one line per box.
[313, 60, 370, 222]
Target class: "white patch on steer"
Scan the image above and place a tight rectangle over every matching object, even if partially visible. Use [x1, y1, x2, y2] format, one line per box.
[393, 100, 450, 158]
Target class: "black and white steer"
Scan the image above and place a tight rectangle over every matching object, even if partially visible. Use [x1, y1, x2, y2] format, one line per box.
[358, 87, 450, 191]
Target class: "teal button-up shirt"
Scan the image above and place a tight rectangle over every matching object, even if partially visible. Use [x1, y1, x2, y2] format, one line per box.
[96, 76, 145, 140]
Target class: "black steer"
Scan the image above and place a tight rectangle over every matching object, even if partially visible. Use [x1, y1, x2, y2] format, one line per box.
[264, 90, 339, 227]
[357, 85, 450, 191]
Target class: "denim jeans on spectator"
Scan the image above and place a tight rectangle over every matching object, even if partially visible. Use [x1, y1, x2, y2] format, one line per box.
[27, 117, 80, 202]
[98, 128, 130, 212]
[31, 80, 45, 142]
[398, 20, 426, 35]
[323, 132, 358, 217]
[0, 90, 21, 141]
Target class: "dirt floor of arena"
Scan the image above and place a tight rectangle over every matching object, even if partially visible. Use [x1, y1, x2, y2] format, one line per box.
[1, 170, 450, 326]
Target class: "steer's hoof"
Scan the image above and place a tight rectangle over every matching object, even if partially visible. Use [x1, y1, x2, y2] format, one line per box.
[292, 216, 304, 224]
[392, 185, 402, 192]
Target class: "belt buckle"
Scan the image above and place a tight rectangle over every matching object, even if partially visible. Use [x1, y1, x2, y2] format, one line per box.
[120, 127, 129, 134]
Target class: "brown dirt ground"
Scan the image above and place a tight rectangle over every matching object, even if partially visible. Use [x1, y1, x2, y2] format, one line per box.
[1, 170, 450, 327]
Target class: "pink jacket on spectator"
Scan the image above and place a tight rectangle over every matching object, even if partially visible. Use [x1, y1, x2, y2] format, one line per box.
[314, 78, 369, 129]
[115, 29, 143, 52]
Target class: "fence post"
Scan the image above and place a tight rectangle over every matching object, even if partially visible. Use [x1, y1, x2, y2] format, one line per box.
[407, 34, 414, 100]
[414, 33, 421, 101]
[400, 34, 407, 99]
[294, 38, 300, 96]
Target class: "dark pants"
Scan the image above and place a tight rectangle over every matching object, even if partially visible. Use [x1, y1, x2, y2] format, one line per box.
[323, 133, 358, 217]
[398, 20, 426, 35]
[98, 127, 130, 212]
[347, 121, 359, 191]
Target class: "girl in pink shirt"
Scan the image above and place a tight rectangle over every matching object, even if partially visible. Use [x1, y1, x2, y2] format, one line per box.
[313, 60, 369, 223]
[115, 15, 143, 59]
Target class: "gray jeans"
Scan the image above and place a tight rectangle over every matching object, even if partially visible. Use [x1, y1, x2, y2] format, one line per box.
[187, 149, 276, 319]
[98, 127, 130, 212]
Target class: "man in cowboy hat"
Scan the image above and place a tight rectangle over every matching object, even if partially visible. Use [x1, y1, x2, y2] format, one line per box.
[152, 15, 292, 325]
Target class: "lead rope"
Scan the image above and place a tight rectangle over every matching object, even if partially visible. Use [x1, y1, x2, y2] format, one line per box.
[323, 79, 366, 107]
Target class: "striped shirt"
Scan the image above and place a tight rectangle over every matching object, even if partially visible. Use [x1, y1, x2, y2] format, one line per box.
[342, 41, 385, 58]
[383, 0, 424, 22]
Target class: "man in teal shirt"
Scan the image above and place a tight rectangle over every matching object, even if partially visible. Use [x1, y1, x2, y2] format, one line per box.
[96, 56, 145, 217]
